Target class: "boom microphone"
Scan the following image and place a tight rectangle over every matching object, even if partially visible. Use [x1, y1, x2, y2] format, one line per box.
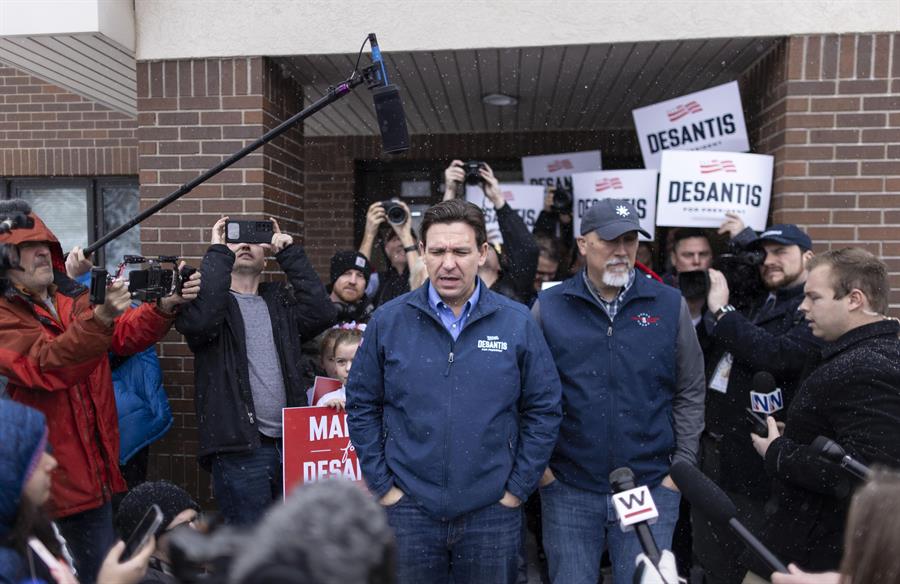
[609, 467, 662, 567]
[367, 33, 409, 154]
[811, 436, 872, 480]
[670, 461, 789, 575]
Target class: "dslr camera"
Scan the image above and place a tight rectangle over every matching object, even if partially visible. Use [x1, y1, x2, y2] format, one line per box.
[380, 201, 408, 225]
[463, 161, 486, 185]
[549, 186, 573, 215]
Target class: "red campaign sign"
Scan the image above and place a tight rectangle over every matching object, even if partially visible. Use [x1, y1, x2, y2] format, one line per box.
[282, 406, 363, 494]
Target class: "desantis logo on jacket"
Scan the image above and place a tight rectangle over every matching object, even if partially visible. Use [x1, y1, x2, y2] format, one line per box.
[631, 313, 661, 327]
[477, 335, 508, 352]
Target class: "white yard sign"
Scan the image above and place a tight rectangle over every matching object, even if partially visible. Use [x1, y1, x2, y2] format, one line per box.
[656, 150, 773, 232]
[571, 169, 659, 241]
[632, 81, 750, 169]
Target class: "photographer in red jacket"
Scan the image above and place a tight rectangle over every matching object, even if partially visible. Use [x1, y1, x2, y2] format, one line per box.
[0, 200, 199, 583]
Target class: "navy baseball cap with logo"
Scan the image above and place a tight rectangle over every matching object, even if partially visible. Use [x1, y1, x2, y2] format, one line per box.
[580, 199, 651, 240]
[751, 224, 812, 251]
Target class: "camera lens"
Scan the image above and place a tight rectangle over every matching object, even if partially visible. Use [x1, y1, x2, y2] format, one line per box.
[464, 161, 484, 186]
[382, 202, 408, 225]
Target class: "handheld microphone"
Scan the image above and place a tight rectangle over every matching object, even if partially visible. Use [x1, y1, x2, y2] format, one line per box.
[811, 436, 872, 480]
[609, 467, 661, 567]
[671, 461, 788, 575]
[750, 371, 783, 416]
[366, 33, 409, 155]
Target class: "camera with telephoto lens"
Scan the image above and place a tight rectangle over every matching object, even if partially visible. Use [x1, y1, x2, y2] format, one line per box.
[380, 201, 408, 225]
[89, 255, 197, 305]
[464, 161, 485, 185]
[550, 186, 573, 214]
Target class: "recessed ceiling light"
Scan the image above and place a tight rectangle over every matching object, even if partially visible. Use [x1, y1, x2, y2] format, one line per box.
[482, 93, 518, 107]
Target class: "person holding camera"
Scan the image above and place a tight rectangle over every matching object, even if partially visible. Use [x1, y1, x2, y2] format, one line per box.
[693, 216, 823, 584]
[175, 216, 336, 526]
[0, 200, 199, 584]
[443, 159, 540, 305]
[359, 200, 420, 308]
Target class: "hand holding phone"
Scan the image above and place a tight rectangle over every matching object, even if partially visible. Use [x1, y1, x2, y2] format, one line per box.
[122, 503, 164, 561]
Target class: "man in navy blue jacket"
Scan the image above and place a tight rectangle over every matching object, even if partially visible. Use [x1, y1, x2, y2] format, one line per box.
[533, 199, 706, 584]
[347, 199, 562, 584]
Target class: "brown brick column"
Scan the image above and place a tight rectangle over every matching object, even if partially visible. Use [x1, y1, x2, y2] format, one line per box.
[136, 57, 304, 502]
[743, 33, 900, 314]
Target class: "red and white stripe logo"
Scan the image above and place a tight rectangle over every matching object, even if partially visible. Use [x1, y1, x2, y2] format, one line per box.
[595, 178, 624, 192]
[699, 160, 737, 174]
[547, 159, 574, 173]
[667, 100, 703, 122]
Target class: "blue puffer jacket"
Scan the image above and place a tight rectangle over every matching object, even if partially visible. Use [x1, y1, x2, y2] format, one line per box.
[0, 399, 47, 583]
[112, 347, 172, 464]
[73, 275, 171, 464]
[537, 270, 683, 493]
[347, 281, 562, 521]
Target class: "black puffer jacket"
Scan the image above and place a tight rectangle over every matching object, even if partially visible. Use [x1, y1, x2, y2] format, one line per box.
[175, 244, 336, 468]
[491, 203, 539, 305]
[759, 320, 900, 571]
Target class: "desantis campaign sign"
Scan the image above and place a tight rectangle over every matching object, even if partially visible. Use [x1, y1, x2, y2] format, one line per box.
[571, 169, 659, 241]
[656, 150, 774, 232]
[521, 150, 603, 191]
[283, 407, 362, 494]
[466, 184, 545, 243]
[632, 81, 749, 169]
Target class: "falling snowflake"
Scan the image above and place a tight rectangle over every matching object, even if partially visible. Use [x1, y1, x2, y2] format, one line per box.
[615, 205, 630, 217]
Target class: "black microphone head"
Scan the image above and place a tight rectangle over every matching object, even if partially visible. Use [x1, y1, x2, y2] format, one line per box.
[752, 371, 777, 394]
[670, 461, 736, 526]
[811, 435, 845, 463]
[372, 84, 409, 154]
[609, 467, 637, 493]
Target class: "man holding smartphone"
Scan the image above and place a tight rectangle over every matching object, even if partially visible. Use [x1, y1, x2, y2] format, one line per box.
[176, 217, 336, 525]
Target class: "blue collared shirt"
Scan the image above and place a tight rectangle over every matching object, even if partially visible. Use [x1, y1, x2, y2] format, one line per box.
[427, 280, 481, 341]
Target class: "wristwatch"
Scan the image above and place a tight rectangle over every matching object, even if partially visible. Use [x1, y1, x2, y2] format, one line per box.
[403, 244, 418, 253]
[714, 304, 736, 321]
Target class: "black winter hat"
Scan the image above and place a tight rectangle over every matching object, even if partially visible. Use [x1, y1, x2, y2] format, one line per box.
[115, 480, 200, 539]
[329, 251, 371, 287]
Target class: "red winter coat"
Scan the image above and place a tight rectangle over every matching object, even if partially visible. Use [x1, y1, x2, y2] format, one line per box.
[0, 215, 176, 518]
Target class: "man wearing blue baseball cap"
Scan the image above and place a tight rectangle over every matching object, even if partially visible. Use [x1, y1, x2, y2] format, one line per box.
[532, 199, 706, 584]
[694, 214, 823, 584]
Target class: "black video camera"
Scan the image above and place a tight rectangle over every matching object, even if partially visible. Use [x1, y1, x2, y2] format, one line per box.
[380, 201, 408, 225]
[713, 246, 766, 311]
[90, 256, 197, 305]
[464, 161, 485, 185]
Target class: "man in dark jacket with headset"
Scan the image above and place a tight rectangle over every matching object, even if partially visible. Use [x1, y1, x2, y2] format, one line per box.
[176, 216, 335, 526]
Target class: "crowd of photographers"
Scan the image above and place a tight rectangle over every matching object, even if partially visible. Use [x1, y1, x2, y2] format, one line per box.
[1, 157, 899, 584]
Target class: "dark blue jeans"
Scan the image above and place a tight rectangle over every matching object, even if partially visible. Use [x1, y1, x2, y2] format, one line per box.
[55, 502, 116, 584]
[541, 479, 681, 584]
[211, 442, 282, 526]
[385, 495, 522, 584]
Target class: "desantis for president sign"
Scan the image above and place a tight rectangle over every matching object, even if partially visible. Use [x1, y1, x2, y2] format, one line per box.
[282, 406, 362, 494]
[521, 150, 602, 191]
[571, 169, 659, 241]
[632, 81, 749, 169]
[656, 150, 773, 232]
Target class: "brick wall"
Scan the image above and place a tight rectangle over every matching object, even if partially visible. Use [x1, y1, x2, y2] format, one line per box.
[136, 56, 304, 502]
[742, 34, 900, 313]
[0, 64, 136, 175]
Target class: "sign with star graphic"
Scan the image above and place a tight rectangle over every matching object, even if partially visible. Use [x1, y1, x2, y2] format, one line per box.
[571, 169, 658, 241]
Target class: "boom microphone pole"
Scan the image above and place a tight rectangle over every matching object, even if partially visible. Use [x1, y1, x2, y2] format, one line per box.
[84, 33, 408, 257]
